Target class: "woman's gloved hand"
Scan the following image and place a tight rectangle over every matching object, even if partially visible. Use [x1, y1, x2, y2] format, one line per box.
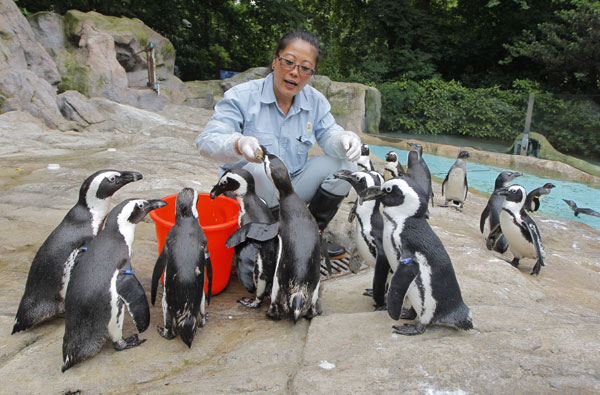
[235, 136, 262, 163]
[340, 135, 361, 162]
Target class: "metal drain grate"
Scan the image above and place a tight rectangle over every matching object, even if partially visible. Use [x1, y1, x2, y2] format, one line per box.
[320, 256, 367, 280]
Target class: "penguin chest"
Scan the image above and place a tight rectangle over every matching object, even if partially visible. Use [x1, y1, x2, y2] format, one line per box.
[445, 169, 466, 201]
[354, 207, 377, 265]
[382, 220, 403, 272]
[500, 211, 536, 259]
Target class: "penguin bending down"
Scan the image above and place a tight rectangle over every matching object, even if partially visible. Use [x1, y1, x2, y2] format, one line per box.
[210, 169, 278, 308]
[480, 171, 522, 253]
[334, 170, 390, 309]
[406, 142, 433, 213]
[384, 151, 405, 181]
[357, 144, 375, 172]
[12, 170, 143, 334]
[360, 177, 473, 335]
[151, 188, 212, 348]
[563, 199, 600, 218]
[441, 150, 470, 211]
[262, 148, 322, 323]
[62, 198, 166, 372]
[491, 185, 546, 275]
[525, 183, 555, 212]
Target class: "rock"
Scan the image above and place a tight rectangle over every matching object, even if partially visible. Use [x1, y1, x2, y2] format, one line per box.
[57, 90, 106, 126]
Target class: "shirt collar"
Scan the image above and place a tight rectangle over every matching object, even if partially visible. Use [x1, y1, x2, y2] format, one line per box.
[261, 73, 312, 113]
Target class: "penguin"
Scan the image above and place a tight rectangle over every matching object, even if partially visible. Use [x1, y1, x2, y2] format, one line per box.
[406, 142, 434, 212]
[357, 144, 374, 172]
[440, 150, 470, 211]
[334, 169, 389, 309]
[209, 168, 279, 308]
[492, 185, 546, 275]
[563, 199, 600, 218]
[12, 169, 143, 334]
[359, 177, 473, 335]
[479, 171, 522, 253]
[150, 188, 212, 348]
[262, 148, 321, 323]
[524, 183, 555, 212]
[61, 198, 165, 372]
[384, 151, 406, 181]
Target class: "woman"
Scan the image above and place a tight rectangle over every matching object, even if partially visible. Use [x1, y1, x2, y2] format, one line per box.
[195, 30, 361, 258]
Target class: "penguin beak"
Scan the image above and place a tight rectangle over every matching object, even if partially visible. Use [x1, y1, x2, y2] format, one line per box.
[209, 183, 224, 200]
[333, 170, 354, 182]
[512, 172, 522, 178]
[146, 199, 167, 211]
[118, 171, 143, 184]
[359, 186, 384, 204]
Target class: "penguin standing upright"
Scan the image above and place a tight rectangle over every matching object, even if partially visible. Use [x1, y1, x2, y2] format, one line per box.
[12, 170, 143, 334]
[62, 198, 166, 372]
[151, 188, 212, 348]
[525, 183, 555, 212]
[384, 151, 405, 181]
[493, 185, 546, 275]
[334, 170, 389, 309]
[262, 149, 322, 323]
[360, 177, 473, 335]
[480, 171, 522, 253]
[357, 144, 374, 172]
[406, 142, 433, 211]
[210, 169, 278, 308]
[441, 150, 470, 211]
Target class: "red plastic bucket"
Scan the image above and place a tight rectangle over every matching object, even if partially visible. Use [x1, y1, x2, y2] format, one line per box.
[149, 193, 240, 296]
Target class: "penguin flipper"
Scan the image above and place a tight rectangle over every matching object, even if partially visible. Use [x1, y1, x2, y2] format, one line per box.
[151, 245, 168, 305]
[441, 173, 449, 197]
[206, 254, 213, 305]
[117, 266, 150, 333]
[464, 177, 469, 202]
[387, 257, 418, 321]
[236, 244, 259, 293]
[225, 222, 279, 248]
[372, 250, 391, 308]
[480, 203, 491, 233]
[522, 220, 545, 274]
[486, 223, 504, 251]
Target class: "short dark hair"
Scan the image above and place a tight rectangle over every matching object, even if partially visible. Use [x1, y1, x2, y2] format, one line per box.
[274, 30, 321, 67]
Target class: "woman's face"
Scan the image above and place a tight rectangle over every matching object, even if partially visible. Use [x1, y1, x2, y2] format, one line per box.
[272, 39, 317, 105]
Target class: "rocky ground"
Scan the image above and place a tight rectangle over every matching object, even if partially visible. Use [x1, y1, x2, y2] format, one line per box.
[1, 103, 599, 394]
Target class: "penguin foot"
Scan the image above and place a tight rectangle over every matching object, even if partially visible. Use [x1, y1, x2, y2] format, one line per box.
[305, 304, 322, 319]
[157, 325, 176, 340]
[510, 258, 520, 268]
[363, 288, 373, 297]
[266, 304, 282, 321]
[530, 260, 544, 275]
[238, 297, 262, 309]
[400, 307, 417, 320]
[392, 323, 426, 336]
[374, 304, 387, 311]
[455, 205, 463, 212]
[113, 334, 146, 351]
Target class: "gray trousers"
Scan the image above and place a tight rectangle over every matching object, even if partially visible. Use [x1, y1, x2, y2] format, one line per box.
[222, 155, 357, 208]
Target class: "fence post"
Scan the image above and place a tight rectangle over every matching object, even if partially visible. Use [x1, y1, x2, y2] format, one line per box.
[520, 93, 535, 155]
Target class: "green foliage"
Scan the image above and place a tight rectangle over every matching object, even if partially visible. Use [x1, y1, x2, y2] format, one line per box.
[378, 79, 600, 156]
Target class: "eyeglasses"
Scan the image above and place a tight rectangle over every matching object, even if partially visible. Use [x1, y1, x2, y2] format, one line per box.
[278, 56, 315, 76]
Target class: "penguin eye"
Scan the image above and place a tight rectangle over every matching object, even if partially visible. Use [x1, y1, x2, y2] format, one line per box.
[136, 202, 144, 209]
[221, 179, 228, 185]
[108, 175, 116, 182]
[385, 186, 393, 193]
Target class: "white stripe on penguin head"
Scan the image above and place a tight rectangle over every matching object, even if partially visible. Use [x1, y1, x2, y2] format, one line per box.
[117, 200, 141, 256]
[87, 171, 120, 235]
[191, 189, 199, 219]
[381, 178, 421, 219]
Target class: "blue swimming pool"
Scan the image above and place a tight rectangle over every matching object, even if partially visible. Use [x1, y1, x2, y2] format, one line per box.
[369, 145, 600, 231]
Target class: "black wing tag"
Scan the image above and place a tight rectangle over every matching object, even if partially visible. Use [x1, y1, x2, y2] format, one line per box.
[225, 222, 279, 248]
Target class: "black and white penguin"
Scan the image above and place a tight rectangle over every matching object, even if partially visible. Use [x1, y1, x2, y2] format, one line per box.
[563, 199, 600, 218]
[150, 188, 212, 348]
[525, 183, 555, 212]
[12, 169, 143, 334]
[61, 198, 166, 372]
[384, 151, 405, 181]
[262, 150, 321, 323]
[357, 144, 374, 172]
[479, 171, 522, 253]
[441, 150, 470, 211]
[209, 169, 278, 308]
[406, 142, 434, 210]
[493, 185, 546, 275]
[334, 170, 389, 309]
[360, 176, 473, 335]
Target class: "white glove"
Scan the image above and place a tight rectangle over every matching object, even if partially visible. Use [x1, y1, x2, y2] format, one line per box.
[236, 136, 262, 163]
[340, 135, 361, 162]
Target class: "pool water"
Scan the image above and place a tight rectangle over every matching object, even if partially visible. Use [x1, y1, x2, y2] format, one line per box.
[369, 145, 600, 231]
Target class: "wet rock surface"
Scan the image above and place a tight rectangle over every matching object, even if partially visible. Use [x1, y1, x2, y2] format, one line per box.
[1, 106, 599, 393]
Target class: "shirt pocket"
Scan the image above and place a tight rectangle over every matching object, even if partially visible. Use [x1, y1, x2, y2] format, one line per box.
[244, 128, 277, 153]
